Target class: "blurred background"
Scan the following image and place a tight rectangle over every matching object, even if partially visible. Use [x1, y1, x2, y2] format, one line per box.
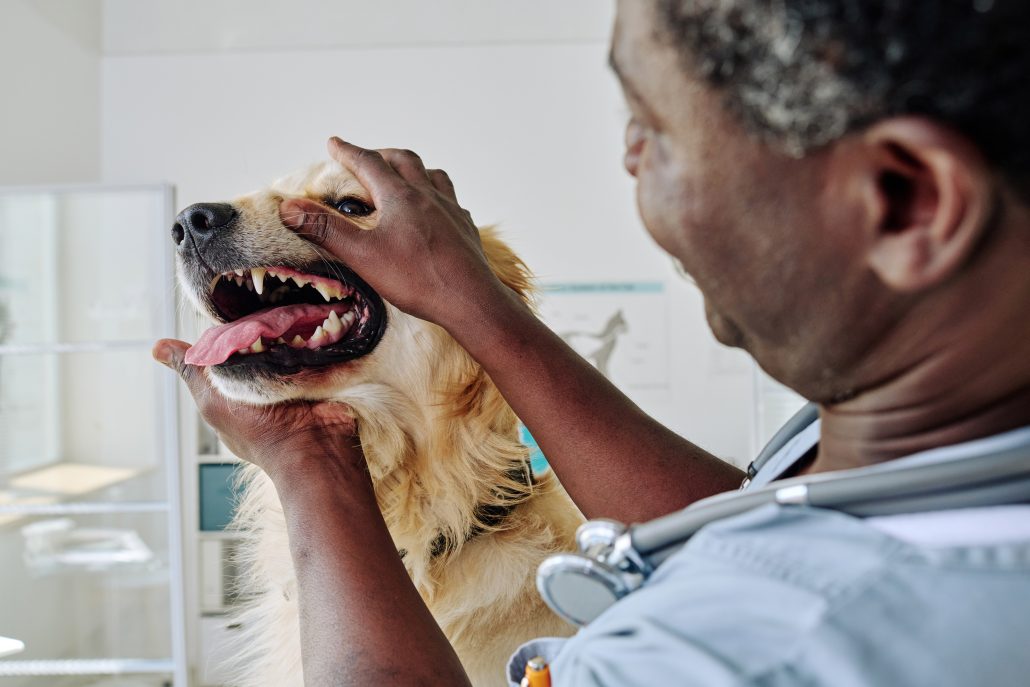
[0, 1, 802, 685]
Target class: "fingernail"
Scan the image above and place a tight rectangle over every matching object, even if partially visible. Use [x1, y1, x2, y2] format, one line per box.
[280, 200, 305, 229]
[152, 342, 177, 367]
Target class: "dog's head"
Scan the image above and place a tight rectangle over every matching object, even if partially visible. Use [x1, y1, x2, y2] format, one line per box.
[173, 161, 531, 407]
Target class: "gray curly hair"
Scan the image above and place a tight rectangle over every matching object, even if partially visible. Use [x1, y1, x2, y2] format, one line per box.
[657, 0, 1030, 193]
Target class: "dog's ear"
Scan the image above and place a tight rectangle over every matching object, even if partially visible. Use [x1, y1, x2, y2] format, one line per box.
[479, 227, 534, 304]
[439, 228, 533, 423]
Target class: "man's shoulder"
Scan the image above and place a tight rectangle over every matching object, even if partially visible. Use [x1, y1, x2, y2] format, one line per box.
[550, 504, 1030, 686]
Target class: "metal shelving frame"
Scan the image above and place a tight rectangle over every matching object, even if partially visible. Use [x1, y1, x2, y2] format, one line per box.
[0, 183, 188, 686]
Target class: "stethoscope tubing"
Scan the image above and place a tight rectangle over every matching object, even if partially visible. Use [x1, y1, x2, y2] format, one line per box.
[634, 440, 1030, 566]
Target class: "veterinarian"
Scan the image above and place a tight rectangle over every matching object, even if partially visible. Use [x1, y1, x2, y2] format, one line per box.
[154, 0, 1030, 684]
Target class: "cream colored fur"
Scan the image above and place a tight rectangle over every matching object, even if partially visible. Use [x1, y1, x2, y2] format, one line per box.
[179, 162, 581, 687]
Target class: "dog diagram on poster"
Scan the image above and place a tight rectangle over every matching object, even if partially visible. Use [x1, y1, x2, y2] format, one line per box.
[537, 282, 670, 391]
[521, 282, 671, 473]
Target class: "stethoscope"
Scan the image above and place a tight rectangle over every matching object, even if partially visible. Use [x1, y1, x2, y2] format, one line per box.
[536, 405, 1030, 627]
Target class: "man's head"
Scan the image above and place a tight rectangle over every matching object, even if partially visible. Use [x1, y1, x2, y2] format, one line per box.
[612, 0, 1030, 403]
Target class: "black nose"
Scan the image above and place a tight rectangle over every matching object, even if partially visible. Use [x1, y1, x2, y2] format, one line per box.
[172, 202, 236, 245]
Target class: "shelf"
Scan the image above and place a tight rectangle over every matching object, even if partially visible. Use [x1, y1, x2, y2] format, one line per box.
[0, 658, 174, 677]
[1, 463, 169, 528]
[0, 501, 168, 516]
[0, 340, 157, 356]
[0, 183, 185, 684]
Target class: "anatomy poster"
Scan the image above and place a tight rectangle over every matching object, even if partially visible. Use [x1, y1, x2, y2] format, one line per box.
[537, 282, 670, 393]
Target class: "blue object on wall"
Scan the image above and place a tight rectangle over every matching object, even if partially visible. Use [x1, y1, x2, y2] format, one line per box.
[198, 463, 240, 531]
[519, 425, 550, 474]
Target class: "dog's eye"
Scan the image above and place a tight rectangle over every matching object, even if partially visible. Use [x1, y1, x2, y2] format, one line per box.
[332, 197, 374, 217]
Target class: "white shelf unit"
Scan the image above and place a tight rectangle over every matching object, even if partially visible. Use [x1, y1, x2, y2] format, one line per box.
[0, 184, 187, 687]
[179, 399, 247, 687]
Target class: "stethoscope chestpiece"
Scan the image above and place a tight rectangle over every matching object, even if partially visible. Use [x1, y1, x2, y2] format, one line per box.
[537, 519, 647, 627]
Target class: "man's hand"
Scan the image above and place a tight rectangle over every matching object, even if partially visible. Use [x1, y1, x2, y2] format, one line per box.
[153, 337, 473, 686]
[152, 338, 362, 482]
[280, 137, 514, 333]
[275, 136, 744, 523]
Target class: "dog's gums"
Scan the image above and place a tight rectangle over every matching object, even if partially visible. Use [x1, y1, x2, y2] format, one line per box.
[184, 263, 386, 368]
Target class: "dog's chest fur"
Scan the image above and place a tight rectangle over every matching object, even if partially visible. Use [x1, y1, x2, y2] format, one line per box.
[221, 400, 580, 687]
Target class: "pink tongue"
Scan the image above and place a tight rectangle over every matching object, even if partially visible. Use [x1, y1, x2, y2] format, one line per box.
[185, 304, 337, 366]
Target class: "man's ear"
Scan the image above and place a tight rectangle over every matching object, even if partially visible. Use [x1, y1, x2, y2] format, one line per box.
[859, 118, 995, 292]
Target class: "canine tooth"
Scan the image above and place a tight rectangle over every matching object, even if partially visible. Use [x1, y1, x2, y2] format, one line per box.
[314, 284, 333, 302]
[291, 335, 306, 348]
[251, 267, 266, 295]
[309, 326, 327, 346]
[250, 337, 265, 353]
[234, 269, 245, 277]
[208, 276, 220, 293]
[324, 311, 342, 335]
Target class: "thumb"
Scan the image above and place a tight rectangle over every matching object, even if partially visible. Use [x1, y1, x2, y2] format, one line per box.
[152, 338, 209, 398]
[153, 338, 234, 427]
[280, 198, 369, 264]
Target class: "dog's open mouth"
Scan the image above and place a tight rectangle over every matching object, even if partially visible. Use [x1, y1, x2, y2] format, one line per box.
[184, 263, 387, 371]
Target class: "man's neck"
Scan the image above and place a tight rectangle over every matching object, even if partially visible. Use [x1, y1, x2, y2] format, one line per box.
[807, 278, 1030, 475]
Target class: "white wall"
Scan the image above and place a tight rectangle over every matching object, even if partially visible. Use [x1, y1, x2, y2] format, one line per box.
[0, 0, 102, 185]
[99, 3, 759, 468]
[102, 0, 613, 54]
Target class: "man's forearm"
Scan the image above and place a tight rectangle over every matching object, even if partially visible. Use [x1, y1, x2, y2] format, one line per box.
[271, 452, 471, 687]
[448, 288, 745, 523]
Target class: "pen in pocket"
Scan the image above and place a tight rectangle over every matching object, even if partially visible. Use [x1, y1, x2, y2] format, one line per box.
[520, 655, 551, 687]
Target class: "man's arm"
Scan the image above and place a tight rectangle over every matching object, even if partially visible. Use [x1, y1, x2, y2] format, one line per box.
[276, 452, 471, 686]
[447, 281, 744, 522]
[280, 138, 744, 523]
[154, 340, 472, 686]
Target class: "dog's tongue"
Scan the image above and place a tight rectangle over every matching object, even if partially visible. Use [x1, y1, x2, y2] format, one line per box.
[185, 304, 333, 366]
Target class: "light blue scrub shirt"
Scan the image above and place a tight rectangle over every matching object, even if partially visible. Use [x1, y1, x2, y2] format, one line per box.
[507, 425, 1030, 686]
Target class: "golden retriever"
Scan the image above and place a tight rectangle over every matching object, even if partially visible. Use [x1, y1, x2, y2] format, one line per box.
[173, 160, 581, 687]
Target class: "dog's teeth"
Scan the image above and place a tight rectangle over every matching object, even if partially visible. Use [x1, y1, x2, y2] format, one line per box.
[277, 274, 288, 282]
[290, 335, 306, 348]
[251, 267, 266, 295]
[208, 276, 220, 293]
[234, 269, 245, 277]
[324, 311, 342, 335]
[291, 276, 308, 288]
[234, 276, 245, 287]
[308, 326, 327, 347]
[236, 347, 249, 355]
[245, 280, 254, 292]
[341, 311, 356, 325]
[275, 337, 286, 344]
[250, 337, 265, 353]
[314, 284, 334, 302]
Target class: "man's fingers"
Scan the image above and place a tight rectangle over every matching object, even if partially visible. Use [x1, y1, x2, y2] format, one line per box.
[280, 198, 370, 263]
[153, 338, 235, 426]
[153, 338, 216, 398]
[327, 137, 401, 199]
[427, 169, 457, 199]
[378, 148, 430, 186]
